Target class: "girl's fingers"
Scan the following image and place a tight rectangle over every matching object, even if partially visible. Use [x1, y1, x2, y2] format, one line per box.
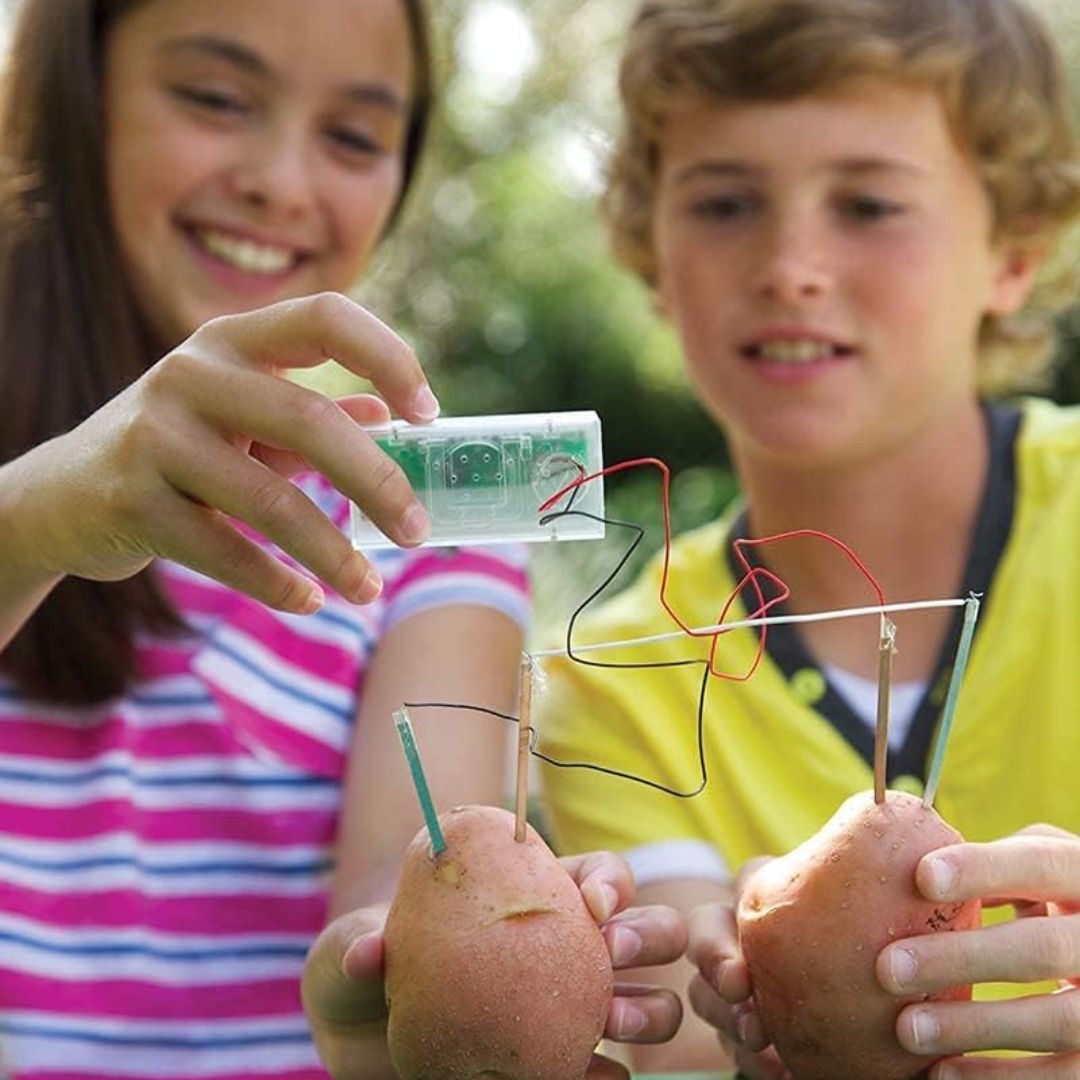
[148, 495, 331, 614]
[605, 982, 683, 1045]
[335, 394, 393, 426]
[197, 293, 438, 423]
[897, 988, 1080, 1057]
[154, 360, 428, 549]
[249, 395, 394, 487]
[141, 431, 376, 608]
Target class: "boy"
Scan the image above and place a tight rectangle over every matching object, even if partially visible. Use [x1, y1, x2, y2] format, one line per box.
[538, 0, 1080, 1074]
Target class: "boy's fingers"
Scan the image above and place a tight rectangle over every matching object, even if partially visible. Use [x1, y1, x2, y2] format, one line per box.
[201, 294, 438, 422]
[689, 972, 769, 1052]
[605, 982, 683, 1044]
[561, 850, 634, 923]
[880, 915, 1080, 994]
[688, 901, 750, 1000]
[897, 989, 1080, 1056]
[602, 904, 688, 969]
[918, 837, 1080, 905]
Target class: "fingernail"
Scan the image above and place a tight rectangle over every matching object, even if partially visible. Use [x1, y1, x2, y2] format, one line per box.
[925, 856, 956, 899]
[588, 881, 617, 924]
[613, 1001, 646, 1039]
[412, 385, 440, 421]
[355, 564, 382, 603]
[299, 582, 325, 614]
[342, 930, 380, 975]
[889, 946, 918, 988]
[911, 1009, 940, 1051]
[610, 925, 642, 966]
[735, 1010, 751, 1045]
[936, 1066, 960, 1080]
[399, 503, 431, 544]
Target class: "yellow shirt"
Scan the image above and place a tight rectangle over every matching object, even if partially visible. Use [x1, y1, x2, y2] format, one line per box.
[538, 398, 1080, 874]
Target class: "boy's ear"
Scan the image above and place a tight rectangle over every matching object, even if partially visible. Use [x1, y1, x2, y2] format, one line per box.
[986, 242, 1045, 317]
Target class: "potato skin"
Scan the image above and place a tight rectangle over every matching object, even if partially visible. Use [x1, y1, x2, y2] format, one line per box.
[384, 805, 613, 1080]
[738, 790, 981, 1080]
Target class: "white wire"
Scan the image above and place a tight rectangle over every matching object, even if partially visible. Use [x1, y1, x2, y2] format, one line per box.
[530, 597, 967, 659]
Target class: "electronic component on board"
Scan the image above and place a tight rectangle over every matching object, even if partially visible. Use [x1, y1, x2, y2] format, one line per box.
[351, 410, 605, 548]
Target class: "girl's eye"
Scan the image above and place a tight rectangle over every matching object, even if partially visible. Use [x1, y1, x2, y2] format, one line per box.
[841, 195, 904, 221]
[689, 193, 758, 220]
[327, 126, 382, 157]
[172, 85, 249, 116]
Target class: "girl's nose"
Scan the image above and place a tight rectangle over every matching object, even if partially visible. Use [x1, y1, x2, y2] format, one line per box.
[228, 129, 317, 219]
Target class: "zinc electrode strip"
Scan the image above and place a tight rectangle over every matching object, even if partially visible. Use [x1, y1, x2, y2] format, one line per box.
[923, 594, 982, 808]
[393, 706, 447, 855]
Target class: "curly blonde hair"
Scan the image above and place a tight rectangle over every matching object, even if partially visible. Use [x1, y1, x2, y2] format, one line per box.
[606, 0, 1080, 394]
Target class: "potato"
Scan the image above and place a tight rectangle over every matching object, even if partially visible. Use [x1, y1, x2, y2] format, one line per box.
[737, 790, 980, 1080]
[384, 805, 614, 1080]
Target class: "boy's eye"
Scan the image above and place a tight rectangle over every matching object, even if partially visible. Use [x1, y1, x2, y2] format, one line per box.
[840, 195, 904, 221]
[689, 193, 758, 219]
[172, 84, 249, 116]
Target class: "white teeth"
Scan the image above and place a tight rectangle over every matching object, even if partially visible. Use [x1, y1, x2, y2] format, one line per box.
[197, 229, 294, 274]
[756, 340, 837, 363]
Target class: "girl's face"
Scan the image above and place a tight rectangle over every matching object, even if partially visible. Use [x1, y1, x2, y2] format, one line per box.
[103, 0, 415, 345]
[651, 82, 1035, 474]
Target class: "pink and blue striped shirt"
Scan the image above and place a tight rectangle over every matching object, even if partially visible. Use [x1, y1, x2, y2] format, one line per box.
[0, 474, 529, 1079]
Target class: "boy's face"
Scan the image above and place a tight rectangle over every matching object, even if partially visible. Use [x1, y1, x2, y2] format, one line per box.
[651, 81, 1034, 471]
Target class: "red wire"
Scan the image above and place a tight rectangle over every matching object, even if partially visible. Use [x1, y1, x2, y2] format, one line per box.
[538, 459, 887, 681]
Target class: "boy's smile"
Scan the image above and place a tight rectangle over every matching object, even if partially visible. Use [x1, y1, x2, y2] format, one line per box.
[651, 81, 1034, 473]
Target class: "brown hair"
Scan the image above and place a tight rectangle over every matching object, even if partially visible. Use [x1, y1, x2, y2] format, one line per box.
[606, 0, 1080, 394]
[0, 0, 433, 704]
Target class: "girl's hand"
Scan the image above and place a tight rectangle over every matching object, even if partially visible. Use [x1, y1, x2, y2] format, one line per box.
[687, 857, 793, 1080]
[303, 905, 396, 1080]
[303, 850, 689, 1080]
[10, 293, 438, 613]
[877, 824, 1080, 1077]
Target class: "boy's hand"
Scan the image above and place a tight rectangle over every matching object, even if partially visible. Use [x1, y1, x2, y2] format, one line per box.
[876, 824, 1080, 1077]
[10, 293, 438, 616]
[303, 851, 688, 1080]
[686, 857, 793, 1080]
[560, 850, 688, 1070]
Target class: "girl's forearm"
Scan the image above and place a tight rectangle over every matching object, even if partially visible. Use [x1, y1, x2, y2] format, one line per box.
[0, 457, 64, 650]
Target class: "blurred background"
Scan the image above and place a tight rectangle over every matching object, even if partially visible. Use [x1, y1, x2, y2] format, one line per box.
[2, 0, 1077, 636]
[363, 0, 1080, 637]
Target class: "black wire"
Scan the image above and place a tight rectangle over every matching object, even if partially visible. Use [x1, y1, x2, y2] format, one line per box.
[405, 494, 714, 799]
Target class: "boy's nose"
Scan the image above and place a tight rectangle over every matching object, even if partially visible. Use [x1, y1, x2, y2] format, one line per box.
[751, 225, 832, 304]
